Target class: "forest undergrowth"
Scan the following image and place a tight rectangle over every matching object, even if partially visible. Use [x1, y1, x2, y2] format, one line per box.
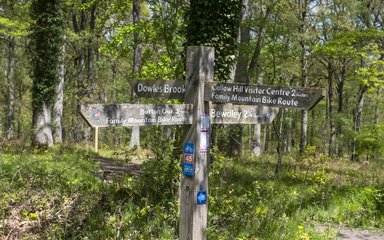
[0, 144, 383, 239]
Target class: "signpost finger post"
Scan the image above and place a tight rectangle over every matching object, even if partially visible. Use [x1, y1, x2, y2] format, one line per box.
[180, 46, 214, 240]
[79, 46, 324, 240]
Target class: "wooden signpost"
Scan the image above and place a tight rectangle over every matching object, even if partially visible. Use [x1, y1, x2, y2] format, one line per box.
[80, 103, 277, 128]
[205, 82, 325, 110]
[80, 103, 193, 128]
[79, 46, 325, 240]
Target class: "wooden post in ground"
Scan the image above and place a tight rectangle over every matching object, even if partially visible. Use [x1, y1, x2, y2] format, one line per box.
[179, 46, 214, 240]
[94, 127, 99, 153]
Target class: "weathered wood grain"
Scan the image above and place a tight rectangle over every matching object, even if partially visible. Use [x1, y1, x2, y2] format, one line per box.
[179, 46, 214, 240]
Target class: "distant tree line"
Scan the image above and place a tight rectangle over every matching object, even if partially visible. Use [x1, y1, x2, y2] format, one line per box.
[0, 0, 383, 161]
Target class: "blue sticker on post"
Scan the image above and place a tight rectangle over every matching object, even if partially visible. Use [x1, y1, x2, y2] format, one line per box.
[197, 191, 207, 205]
[184, 142, 194, 155]
[183, 162, 194, 176]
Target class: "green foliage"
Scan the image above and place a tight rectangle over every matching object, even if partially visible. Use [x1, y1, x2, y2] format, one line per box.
[29, 0, 65, 108]
[288, 146, 331, 186]
[355, 125, 384, 159]
[0, 144, 180, 239]
[186, 0, 241, 81]
[314, 29, 383, 57]
[0, 16, 28, 37]
[0, 0, 30, 39]
[207, 147, 384, 239]
[1, 144, 384, 239]
[0, 145, 100, 239]
[140, 53, 178, 80]
[314, 28, 384, 90]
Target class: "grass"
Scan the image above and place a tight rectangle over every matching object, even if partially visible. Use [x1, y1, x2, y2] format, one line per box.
[0, 144, 383, 239]
[208, 147, 384, 239]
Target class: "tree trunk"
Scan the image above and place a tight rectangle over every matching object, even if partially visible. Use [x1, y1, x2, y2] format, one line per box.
[111, 61, 121, 146]
[374, 87, 380, 125]
[88, 4, 96, 101]
[235, 0, 250, 84]
[248, 1, 276, 156]
[324, 83, 329, 156]
[53, 35, 65, 144]
[283, 115, 289, 152]
[252, 124, 261, 156]
[130, 0, 142, 148]
[264, 125, 270, 152]
[299, 4, 309, 154]
[300, 45, 308, 154]
[300, 49, 308, 153]
[351, 84, 368, 161]
[337, 64, 346, 114]
[7, 40, 15, 140]
[336, 63, 346, 156]
[274, 110, 284, 176]
[248, 3, 273, 82]
[229, 0, 250, 156]
[328, 62, 336, 157]
[73, 5, 87, 142]
[32, 102, 53, 147]
[291, 111, 297, 149]
[300, 110, 308, 153]
[30, 0, 64, 147]
[309, 109, 315, 146]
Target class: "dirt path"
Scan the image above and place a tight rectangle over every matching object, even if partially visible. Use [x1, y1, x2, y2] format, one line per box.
[94, 157, 142, 182]
[337, 228, 384, 240]
[316, 224, 384, 239]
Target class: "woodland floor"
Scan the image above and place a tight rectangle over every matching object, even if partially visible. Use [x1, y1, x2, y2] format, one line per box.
[315, 224, 384, 240]
[94, 156, 384, 240]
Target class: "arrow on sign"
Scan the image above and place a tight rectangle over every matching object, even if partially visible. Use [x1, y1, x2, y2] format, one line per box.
[197, 191, 207, 205]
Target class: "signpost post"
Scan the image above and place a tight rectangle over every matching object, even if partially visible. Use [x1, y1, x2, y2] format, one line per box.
[179, 46, 213, 240]
[79, 46, 325, 240]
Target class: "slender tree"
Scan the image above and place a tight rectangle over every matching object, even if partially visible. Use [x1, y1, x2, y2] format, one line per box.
[248, 0, 278, 155]
[53, 34, 65, 143]
[130, 0, 141, 148]
[71, 0, 88, 142]
[88, 3, 97, 101]
[229, 0, 250, 156]
[6, 39, 15, 140]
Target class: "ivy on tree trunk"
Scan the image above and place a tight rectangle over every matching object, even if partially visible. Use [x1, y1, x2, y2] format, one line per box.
[30, 0, 64, 147]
